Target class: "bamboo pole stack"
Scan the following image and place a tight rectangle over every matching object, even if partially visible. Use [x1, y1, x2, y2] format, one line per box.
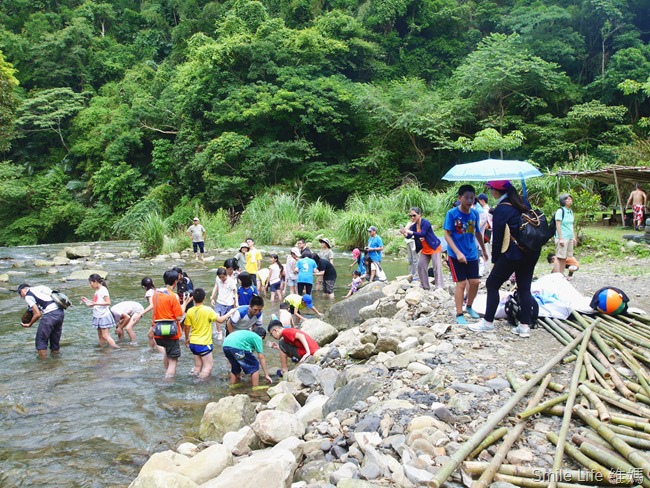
[431, 311, 650, 488]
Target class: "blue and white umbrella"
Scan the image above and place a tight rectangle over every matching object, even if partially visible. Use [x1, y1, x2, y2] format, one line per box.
[442, 158, 542, 181]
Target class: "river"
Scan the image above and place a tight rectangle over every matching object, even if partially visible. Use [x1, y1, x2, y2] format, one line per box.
[0, 241, 406, 487]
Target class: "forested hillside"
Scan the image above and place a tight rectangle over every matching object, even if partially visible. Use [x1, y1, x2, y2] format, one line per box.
[0, 0, 649, 246]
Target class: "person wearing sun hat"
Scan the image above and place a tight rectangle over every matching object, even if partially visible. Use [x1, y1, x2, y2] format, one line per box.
[468, 180, 539, 339]
[316, 238, 334, 292]
[283, 293, 323, 323]
[234, 242, 249, 273]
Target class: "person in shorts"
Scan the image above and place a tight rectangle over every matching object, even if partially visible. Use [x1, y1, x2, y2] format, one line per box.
[110, 301, 145, 342]
[283, 293, 322, 323]
[553, 194, 576, 277]
[284, 247, 300, 295]
[296, 251, 318, 295]
[186, 217, 207, 263]
[183, 288, 234, 379]
[210, 267, 238, 340]
[222, 327, 272, 386]
[151, 269, 187, 378]
[313, 254, 337, 299]
[18, 284, 65, 358]
[443, 185, 488, 325]
[268, 320, 320, 375]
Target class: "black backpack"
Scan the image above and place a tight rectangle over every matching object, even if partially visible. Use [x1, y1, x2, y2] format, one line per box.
[504, 291, 540, 328]
[511, 208, 555, 253]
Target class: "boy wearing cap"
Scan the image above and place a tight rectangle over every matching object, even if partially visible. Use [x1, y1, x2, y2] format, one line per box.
[268, 320, 320, 375]
[222, 327, 273, 386]
[283, 293, 322, 322]
[444, 185, 489, 325]
[366, 226, 384, 262]
[186, 218, 206, 262]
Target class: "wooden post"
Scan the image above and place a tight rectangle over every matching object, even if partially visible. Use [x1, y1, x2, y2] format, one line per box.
[612, 168, 627, 226]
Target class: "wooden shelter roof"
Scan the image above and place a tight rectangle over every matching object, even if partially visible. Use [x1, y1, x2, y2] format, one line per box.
[556, 166, 650, 185]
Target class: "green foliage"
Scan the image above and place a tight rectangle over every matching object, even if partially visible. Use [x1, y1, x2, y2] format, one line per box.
[304, 198, 337, 229]
[336, 210, 380, 249]
[90, 161, 147, 212]
[112, 199, 162, 239]
[162, 229, 192, 255]
[455, 128, 525, 158]
[138, 213, 166, 257]
[75, 204, 117, 240]
[0, 49, 19, 152]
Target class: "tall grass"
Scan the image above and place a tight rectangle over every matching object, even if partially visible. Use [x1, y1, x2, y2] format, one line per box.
[305, 198, 337, 229]
[138, 213, 166, 257]
[238, 191, 304, 245]
[336, 211, 380, 249]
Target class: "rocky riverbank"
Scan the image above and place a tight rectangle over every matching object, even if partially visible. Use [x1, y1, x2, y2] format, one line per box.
[128, 277, 590, 488]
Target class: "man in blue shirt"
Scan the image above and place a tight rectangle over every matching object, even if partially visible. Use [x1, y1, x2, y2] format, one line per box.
[366, 226, 384, 262]
[444, 185, 489, 325]
[296, 252, 318, 295]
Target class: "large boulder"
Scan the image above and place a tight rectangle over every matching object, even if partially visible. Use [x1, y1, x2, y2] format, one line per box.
[137, 451, 189, 476]
[322, 377, 382, 416]
[251, 409, 306, 445]
[201, 448, 297, 488]
[222, 426, 262, 456]
[65, 245, 92, 259]
[324, 281, 387, 331]
[300, 319, 338, 345]
[66, 269, 108, 281]
[296, 394, 328, 427]
[174, 443, 232, 485]
[199, 395, 256, 442]
[129, 470, 198, 488]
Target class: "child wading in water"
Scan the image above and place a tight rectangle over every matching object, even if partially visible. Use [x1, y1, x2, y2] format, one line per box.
[268, 254, 284, 303]
[345, 270, 363, 297]
[81, 274, 119, 348]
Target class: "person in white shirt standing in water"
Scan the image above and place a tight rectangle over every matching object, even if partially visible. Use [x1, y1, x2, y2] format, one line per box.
[186, 217, 207, 263]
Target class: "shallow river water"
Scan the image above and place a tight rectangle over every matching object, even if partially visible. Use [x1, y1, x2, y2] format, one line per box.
[0, 241, 405, 487]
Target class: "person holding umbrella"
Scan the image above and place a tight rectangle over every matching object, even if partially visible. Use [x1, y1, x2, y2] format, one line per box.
[469, 180, 539, 338]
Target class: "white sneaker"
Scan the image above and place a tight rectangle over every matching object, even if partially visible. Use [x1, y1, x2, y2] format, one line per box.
[512, 325, 530, 338]
[468, 320, 495, 332]
[217, 331, 223, 341]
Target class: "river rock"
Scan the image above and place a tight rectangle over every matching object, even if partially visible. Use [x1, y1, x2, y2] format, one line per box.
[374, 335, 400, 353]
[170, 252, 182, 259]
[66, 269, 108, 281]
[397, 336, 419, 354]
[65, 246, 91, 259]
[202, 448, 297, 488]
[138, 450, 189, 476]
[485, 377, 510, 390]
[129, 470, 198, 488]
[268, 392, 302, 414]
[294, 364, 321, 387]
[322, 377, 382, 416]
[384, 349, 418, 369]
[296, 395, 328, 426]
[176, 443, 199, 457]
[324, 282, 387, 330]
[337, 480, 384, 488]
[403, 464, 434, 485]
[300, 319, 338, 345]
[175, 443, 232, 485]
[316, 368, 339, 396]
[251, 409, 306, 445]
[34, 259, 55, 267]
[407, 362, 432, 374]
[0, 273, 8, 282]
[450, 383, 492, 395]
[222, 426, 261, 456]
[506, 448, 534, 465]
[296, 459, 338, 484]
[348, 343, 375, 359]
[52, 256, 70, 265]
[199, 395, 256, 442]
[268, 381, 299, 397]
[330, 462, 360, 484]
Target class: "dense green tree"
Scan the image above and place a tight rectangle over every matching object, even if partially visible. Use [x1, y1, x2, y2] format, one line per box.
[0, 49, 19, 152]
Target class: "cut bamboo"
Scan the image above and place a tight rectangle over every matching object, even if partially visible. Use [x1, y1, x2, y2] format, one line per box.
[577, 440, 649, 487]
[573, 405, 650, 478]
[516, 393, 569, 420]
[547, 432, 617, 484]
[462, 462, 598, 481]
[429, 329, 592, 488]
[467, 427, 508, 459]
[549, 323, 594, 488]
[583, 382, 650, 418]
[523, 373, 565, 392]
[471, 375, 552, 488]
[583, 353, 596, 383]
[578, 383, 611, 422]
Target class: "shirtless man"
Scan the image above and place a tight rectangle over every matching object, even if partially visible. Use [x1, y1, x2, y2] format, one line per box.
[626, 184, 647, 230]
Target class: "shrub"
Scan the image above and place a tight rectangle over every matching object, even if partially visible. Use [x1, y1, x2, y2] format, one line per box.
[336, 211, 379, 249]
[139, 213, 166, 257]
[162, 229, 192, 254]
[112, 199, 162, 238]
[305, 198, 337, 229]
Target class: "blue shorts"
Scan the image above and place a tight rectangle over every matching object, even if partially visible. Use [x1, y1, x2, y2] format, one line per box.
[270, 282, 281, 292]
[189, 343, 214, 356]
[193, 241, 205, 253]
[448, 258, 480, 283]
[214, 303, 233, 316]
[223, 346, 260, 375]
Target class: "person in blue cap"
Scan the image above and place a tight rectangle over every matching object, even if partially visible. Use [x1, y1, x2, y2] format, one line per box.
[283, 293, 322, 323]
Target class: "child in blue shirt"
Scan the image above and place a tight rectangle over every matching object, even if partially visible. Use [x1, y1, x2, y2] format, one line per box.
[444, 184, 489, 325]
[296, 252, 318, 295]
[236, 271, 257, 306]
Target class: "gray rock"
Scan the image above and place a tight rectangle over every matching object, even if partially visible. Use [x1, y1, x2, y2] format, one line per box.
[337, 480, 384, 488]
[301, 319, 339, 345]
[316, 368, 339, 396]
[294, 364, 321, 387]
[450, 383, 492, 395]
[330, 462, 360, 484]
[348, 343, 376, 359]
[175, 443, 232, 485]
[485, 378, 510, 390]
[252, 410, 306, 445]
[354, 415, 380, 433]
[374, 335, 400, 353]
[202, 448, 297, 488]
[129, 470, 198, 488]
[296, 395, 328, 427]
[384, 350, 418, 369]
[66, 269, 108, 281]
[137, 450, 189, 476]
[397, 337, 419, 354]
[331, 444, 347, 460]
[267, 393, 302, 414]
[403, 464, 434, 485]
[360, 462, 382, 480]
[325, 282, 387, 330]
[65, 245, 92, 259]
[322, 378, 382, 416]
[199, 395, 256, 442]
[222, 426, 262, 456]
[295, 460, 338, 484]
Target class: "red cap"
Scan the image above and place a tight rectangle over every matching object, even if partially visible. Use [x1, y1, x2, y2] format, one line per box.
[486, 180, 511, 191]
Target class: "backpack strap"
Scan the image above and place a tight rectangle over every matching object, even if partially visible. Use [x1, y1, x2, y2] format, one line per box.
[26, 290, 56, 311]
